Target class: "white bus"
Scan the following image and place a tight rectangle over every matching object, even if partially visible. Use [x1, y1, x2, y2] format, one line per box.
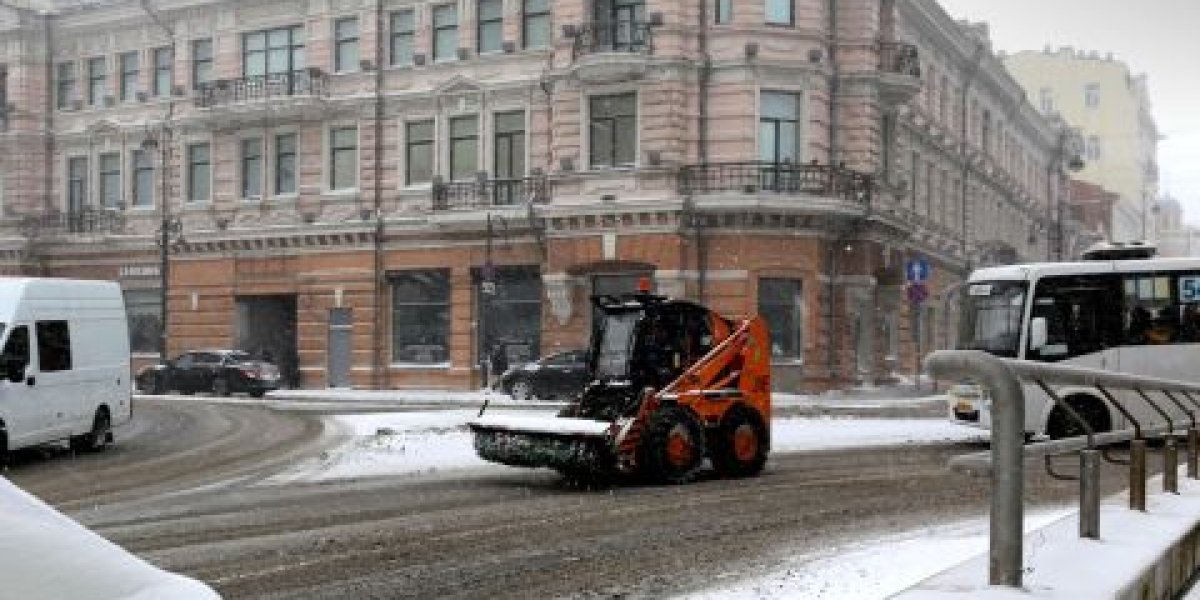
[950, 244, 1200, 439]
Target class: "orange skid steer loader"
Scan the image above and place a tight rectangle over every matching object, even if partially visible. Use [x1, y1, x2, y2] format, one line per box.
[469, 289, 771, 484]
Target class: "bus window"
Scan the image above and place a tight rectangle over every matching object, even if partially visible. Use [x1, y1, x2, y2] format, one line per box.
[1028, 275, 1123, 362]
[1125, 274, 1178, 345]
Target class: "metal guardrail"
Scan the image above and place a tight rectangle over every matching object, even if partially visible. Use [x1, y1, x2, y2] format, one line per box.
[878, 41, 921, 78]
[678, 161, 874, 206]
[193, 69, 328, 109]
[572, 21, 653, 57]
[432, 175, 549, 210]
[19, 207, 126, 237]
[926, 350, 1200, 588]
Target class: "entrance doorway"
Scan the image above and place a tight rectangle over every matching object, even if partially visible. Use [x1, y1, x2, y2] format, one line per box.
[236, 295, 298, 388]
[327, 308, 353, 389]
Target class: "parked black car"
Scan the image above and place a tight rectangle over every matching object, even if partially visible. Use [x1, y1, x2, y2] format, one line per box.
[137, 350, 282, 397]
[495, 349, 590, 401]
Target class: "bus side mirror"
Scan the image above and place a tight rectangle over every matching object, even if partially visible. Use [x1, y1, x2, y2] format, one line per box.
[1029, 317, 1048, 351]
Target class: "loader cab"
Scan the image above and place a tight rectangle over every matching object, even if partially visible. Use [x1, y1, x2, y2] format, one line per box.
[588, 292, 718, 390]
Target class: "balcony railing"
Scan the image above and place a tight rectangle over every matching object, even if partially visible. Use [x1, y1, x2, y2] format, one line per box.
[20, 207, 125, 237]
[193, 69, 328, 109]
[679, 162, 874, 206]
[432, 175, 549, 210]
[878, 42, 921, 78]
[572, 20, 653, 57]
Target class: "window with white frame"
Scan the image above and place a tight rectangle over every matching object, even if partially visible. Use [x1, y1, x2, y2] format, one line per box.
[759, 278, 802, 359]
[187, 142, 211, 202]
[390, 270, 451, 364]
[390, 10, 415, 65]
[67, 157, 87, 213]
[275, 133, 297, 195]
[589, 92, 637, 169]
[191, 39, 213, 88]
[98, 152, 121, 208]
[131, 149, 154, 208]
[433, 5, 459, 62]
[1039, 87, 1054, 114]
[1084, 82, 1100, 109]
[765, 0, 792, 25]
[241, 138, 263, 199]
[87, 57, 106, 106]
[153, 47, 172, 97]
[523, 0, 551, 49]
[406, 120, 435, 185]
[244, 27, 305, 78]
[1086, 135, 1102, 161]
[449, 116, 479, 181]
[759, 91, 799, 163]
[478, 0, 503, 54]
[56, 62, 76, 109]
[119, 52, 139, 101]
[334, 17, 360, 73]
[715, 0, 732, 24]
[494, 111, 526, 179]
[330, 127, 358, 190]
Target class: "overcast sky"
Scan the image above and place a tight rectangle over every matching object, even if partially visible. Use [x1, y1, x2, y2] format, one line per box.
[935, 0, 1200, 225]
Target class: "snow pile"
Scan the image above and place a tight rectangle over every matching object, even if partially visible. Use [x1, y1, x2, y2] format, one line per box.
[0, 477, 220, 600]
[274, 411, 986, 483]
[469, 415, 611, 436]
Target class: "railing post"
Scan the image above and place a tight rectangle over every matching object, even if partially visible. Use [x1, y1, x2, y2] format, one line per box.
[1079, 449, 1101, 539]
[1130, 439, 1147, 511]
[1165, 436, 1179, 494]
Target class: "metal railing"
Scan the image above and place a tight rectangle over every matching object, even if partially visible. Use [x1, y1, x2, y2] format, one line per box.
[678, 161, 874, 207]
[20, 207, 126, 236]
[432, 175, 549, 210]
[193, 69, 328, 109]
[878, 42, 921, 78]
[926, 350, 1200, 588]
[572, 21, 653, 57]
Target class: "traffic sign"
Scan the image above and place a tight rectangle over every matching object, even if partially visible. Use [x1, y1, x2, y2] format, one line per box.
[907, 282, 928, 305]
[906, 256, 931, 283]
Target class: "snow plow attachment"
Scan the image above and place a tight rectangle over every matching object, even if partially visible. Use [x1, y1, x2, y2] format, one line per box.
[468, 416, 613, 474]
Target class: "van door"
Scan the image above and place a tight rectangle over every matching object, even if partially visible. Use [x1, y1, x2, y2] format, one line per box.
[0, 325, 50, 448]
[34, 320, 76, 439]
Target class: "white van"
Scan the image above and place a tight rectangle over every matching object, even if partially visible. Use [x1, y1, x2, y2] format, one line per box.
[0, 278, 132, 460]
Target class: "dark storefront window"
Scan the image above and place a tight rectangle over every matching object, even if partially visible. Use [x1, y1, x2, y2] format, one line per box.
[759, 278, 802, 359]
[391, 270, 451, 364]
[476, 266, 542, 368]
[125, 289, 162, 354]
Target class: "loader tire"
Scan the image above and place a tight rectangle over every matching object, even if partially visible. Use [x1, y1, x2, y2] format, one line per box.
[711, 406, 769, 478]
[638, 405, 705, 484]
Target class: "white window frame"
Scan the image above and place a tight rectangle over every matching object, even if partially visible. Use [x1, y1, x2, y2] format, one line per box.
[327, 123, 361, 193]
[583, 87, 640, 171]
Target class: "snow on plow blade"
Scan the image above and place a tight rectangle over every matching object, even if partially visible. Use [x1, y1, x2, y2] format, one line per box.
[468, 416, 614, 473]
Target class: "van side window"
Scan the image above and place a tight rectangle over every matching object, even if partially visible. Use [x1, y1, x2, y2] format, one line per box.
[35, 320, 72, 372]
[2, 326, 30, 367]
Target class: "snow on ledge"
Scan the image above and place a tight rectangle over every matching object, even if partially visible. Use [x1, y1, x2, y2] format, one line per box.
[469, 415, 611, 437]
[0, 477, 220, 600]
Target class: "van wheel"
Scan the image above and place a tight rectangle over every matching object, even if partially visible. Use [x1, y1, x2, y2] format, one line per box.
[70, 409, 111, 453]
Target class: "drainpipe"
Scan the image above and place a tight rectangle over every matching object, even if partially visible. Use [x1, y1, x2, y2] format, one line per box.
[372, 0, 386, 389]
[42, 13, 54, 226]
[694, 0, 712, 303]
[959, 42, 986, 268]
[824, 0, 840, 384]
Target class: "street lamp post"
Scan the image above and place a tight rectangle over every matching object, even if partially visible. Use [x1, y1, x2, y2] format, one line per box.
[142, 132, 182, 360]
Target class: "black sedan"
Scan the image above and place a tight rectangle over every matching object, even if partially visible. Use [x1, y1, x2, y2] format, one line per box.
[137, 350, 282, 397]
[495, 350, 590, 401]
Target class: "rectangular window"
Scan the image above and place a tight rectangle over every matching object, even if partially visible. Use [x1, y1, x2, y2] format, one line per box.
[478, 0, 504, 54]
[589, 92, 637, 169]
[433, 5, 459, 62]
[715, 0, 732, 24]
[243, 26, 306, 78]
[1084, 83, 1100, 109]
[330, 127, 358, 190]
[759, 279, 802, 359]
[125, 290, 162, 355]
[1038, 87, 1053, 113]
[192, 39, 213, 88]
[187, 142, 211, 202]
[119, 51, 139, 101]
[275, 133, 297, 195]
[334, 17, 360, 72]
[153, 47, 173, 96]
[476, 266, 542, 364]
[494, 111, 526, 179]
[57, 62, 76, 109]
[390, 270, 451, 364]
[132, 149, 154, 208]
[67, 157, 88, 213]
[523, 0, 551, 49]
[765, 0, 793, 25]
[99, 152, 121, 209]
[406, 120, 435, 185]
[1087, 135, 1102, 161]
[449, 116, 479, 181]
[36, 320, 72, 372]
[87, 57, 107, 105]
[390, 10, 415, 65]
[759, 91, 799, 163]
[241, 138, 263, 199]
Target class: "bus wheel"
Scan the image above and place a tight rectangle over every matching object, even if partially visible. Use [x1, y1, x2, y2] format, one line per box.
[1046, 396, 1111, 440]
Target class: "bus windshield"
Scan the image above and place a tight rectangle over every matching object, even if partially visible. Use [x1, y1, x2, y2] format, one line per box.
[961, 281, 1027, 358]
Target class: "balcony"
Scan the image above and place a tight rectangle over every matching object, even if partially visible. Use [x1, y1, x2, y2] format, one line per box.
[20, 207, 125, 238]
[432, 175, 549, 211]
[679, 162, 874, 207]
[193, 69, 328, 109]
[877, 42, 922, 106]
[569, 21, 654, 84]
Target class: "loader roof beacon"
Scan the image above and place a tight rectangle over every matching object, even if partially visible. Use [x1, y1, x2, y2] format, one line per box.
[469, 289, 772, 484]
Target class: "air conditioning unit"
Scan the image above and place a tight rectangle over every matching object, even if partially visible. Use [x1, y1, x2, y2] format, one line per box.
[136, 91, 149, 102]
[413, 53, 426, 66]
[648, 12, 664, 26]
[502, 40, 516, 54]
[359, 59, 375, 71]
[456, 47, 470, 60]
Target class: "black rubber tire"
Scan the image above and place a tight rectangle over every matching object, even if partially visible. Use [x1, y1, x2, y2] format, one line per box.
[212, 376, 231, 397]
[70, 408, 111, 453]
[149, 375, 166, 395]
[638, 405, 706, 484]
[711, 406, 769, 478]
[1046, 396, 1112, 440]
[0, 429, 8, 469]
[249, 389, 266, 398]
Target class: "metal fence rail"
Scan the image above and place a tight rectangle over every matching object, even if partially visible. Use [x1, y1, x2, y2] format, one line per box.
[925, 350, 1200, 588]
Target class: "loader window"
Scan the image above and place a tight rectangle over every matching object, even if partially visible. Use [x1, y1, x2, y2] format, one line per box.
[594, 311, 639, 380]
